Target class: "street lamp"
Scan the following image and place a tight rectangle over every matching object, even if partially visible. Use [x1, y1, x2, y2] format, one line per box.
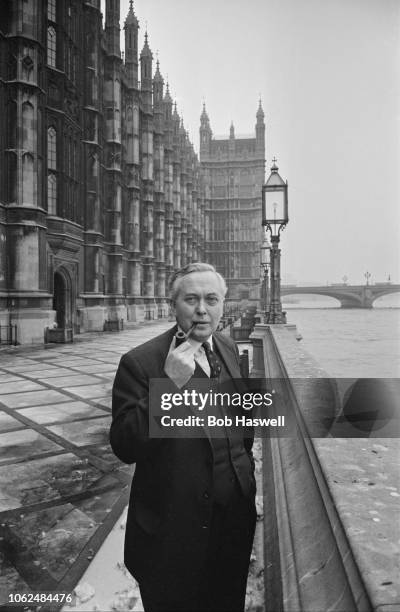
[262, 158, 289, 323]
[364, 271, 371, 286]
[260, 232, 271, 321]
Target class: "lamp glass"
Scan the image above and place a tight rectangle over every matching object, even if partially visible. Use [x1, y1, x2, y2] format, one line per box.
[262, 187, 287, 225]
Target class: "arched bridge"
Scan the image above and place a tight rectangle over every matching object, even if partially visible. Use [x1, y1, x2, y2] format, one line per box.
[281, 283, 400, 308]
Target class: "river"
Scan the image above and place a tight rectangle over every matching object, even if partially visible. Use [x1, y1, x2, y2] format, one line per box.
[283, 294, 400, 378]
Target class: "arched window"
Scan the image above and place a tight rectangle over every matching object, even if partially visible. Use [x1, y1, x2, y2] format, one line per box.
[47, 174, 57, 215]
[47, 126, 57, 169]
[47, 26, 56, 67]
[48, 0, 56, 21]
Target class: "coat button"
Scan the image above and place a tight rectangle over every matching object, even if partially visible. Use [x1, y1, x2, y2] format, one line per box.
[203, 492, 210, 500]
[202, 524, 208, 529]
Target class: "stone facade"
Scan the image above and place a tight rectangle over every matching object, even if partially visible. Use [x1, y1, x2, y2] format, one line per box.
[0, 0, 206, 343]
[0, 1, 266, 344]
[200, 103, 265, 300]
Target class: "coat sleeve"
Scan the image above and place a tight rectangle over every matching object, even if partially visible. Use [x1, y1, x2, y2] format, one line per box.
[110, 351, 163, 464]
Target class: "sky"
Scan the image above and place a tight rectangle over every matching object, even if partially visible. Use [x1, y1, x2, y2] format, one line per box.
[112, 0, 399, 285]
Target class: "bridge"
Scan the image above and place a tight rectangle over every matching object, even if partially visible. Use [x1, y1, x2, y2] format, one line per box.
[281, 283, 400, 308]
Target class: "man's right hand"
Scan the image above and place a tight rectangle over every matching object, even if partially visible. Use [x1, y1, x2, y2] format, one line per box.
[164, 341, 199, 388]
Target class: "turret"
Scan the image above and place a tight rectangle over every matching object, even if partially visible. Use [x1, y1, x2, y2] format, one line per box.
[199, 103, 212, 158]
[124, 0, 139, 87]
[153, 59, 164, 106]
[256, 99, 265, 155]
[105, 0, 120, 57]
[140, 31, 153, 111]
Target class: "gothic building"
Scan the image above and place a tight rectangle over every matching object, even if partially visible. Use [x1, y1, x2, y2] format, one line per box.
[0, 0, 206, 343]
[200, 102, 266, 300]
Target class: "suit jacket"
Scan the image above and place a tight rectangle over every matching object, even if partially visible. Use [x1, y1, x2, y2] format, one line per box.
[110, 325, 255, 599]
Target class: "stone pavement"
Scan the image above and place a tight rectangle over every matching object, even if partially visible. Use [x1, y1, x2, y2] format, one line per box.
[0, 320, 172, 609]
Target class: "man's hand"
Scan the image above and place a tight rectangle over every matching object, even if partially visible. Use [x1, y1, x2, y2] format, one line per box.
[164, 340, 200, 388]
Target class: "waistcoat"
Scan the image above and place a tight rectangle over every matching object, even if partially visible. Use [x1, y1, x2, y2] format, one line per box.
[192, 345, 253, 505]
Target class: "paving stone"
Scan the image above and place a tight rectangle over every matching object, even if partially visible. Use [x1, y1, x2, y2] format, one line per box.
[0, 412, 26, 432]
[2, 363, 55, 373]
[64, 383, 111, 400]
[0, 553, 31, 598]
[0, 453, 104, 511]
[0, 374, 23, 383]
[0, 429, 64, 463]
[22, 367, 79, 379]
[69, 363, 117, 374]
[88, 355, 122, 365]
[39, 374, 104, 388]
[0, 380, 45, 394]
[0, 389, 71, 409]
[49, 358, 105, 367]
[46, 417, 110, 447]
[93, 397, 112, 409]
[16, 401, 107, 424]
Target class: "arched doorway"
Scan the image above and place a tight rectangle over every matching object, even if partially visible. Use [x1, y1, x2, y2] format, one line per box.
[53, 269, 72, 328]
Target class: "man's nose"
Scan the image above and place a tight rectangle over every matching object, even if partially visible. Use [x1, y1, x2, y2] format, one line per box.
[196, 300, 207, 314]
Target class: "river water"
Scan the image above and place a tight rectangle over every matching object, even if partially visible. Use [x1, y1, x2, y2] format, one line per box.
[283, 294, 400, 378]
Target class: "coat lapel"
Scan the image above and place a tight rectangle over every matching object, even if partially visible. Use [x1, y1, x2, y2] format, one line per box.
[213, 334, 241, 380]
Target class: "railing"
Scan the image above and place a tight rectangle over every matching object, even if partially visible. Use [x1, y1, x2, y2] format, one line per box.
[0, 324, 17, 346]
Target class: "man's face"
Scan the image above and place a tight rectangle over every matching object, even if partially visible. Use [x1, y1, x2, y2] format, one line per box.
[171, 271, 225, 342]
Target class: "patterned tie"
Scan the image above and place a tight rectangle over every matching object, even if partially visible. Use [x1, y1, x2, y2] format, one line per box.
[202, 341, 222, 378]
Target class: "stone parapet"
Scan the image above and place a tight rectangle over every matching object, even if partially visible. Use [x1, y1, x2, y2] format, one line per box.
[250, 323, 399, 612]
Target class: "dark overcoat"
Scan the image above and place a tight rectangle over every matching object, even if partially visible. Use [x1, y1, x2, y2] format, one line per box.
[110, 325, 255, 599]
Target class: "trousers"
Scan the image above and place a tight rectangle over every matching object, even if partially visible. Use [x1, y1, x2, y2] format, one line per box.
[139, 486, 256, 612]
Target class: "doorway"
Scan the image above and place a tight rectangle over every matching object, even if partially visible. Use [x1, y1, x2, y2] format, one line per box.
[53, 269, 72, 328]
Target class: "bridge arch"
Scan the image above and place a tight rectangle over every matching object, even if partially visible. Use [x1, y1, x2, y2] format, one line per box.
[281, 284, 400, 308]
[372, 291, 400, 307]
[282, 292, 341, 307]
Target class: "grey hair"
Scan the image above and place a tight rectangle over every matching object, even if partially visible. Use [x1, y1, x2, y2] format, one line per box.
[168, 262, 227, 301]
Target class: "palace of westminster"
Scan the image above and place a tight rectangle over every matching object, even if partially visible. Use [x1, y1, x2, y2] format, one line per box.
[0, 0, 266, 344]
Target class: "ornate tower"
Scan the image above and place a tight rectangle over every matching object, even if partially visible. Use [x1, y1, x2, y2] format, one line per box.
[163, 83, 175, 278]
[153, 60, 167, 312]
[200, 102, 266, 299]
[172, 103, 182, 270]
[123, 1, 142, 319]
[104, 0, 124, 316]
[81, 0, 105, 330]
[256, 99, 265, 155]
[200, 103, 212, 158]
[124, 0, 139, 89]
[140, 32, 155, 308]
[0, 0, 48, 342]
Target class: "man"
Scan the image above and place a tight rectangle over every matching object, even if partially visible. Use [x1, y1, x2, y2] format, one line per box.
[110, 263, 256, 612]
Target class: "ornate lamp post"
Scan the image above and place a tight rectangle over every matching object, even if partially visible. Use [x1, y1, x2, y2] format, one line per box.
[260, 232, 271, 321]
[364, 271, 371, 286]
[262, 159, 288, 324]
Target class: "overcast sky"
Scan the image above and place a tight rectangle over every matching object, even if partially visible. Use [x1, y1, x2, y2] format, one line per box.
[113, 0, 399, 285]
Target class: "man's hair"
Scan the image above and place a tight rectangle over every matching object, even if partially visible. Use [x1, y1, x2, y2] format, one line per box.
[168, 262, 227, 301]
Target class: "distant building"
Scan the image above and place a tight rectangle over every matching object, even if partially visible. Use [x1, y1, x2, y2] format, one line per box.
[0, 0, 205, 343]
[200, 102, 265, 300]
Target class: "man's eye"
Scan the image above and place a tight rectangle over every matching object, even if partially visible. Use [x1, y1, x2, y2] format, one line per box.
[185, 297, 197, 304]
[207, 297, 218, 305]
